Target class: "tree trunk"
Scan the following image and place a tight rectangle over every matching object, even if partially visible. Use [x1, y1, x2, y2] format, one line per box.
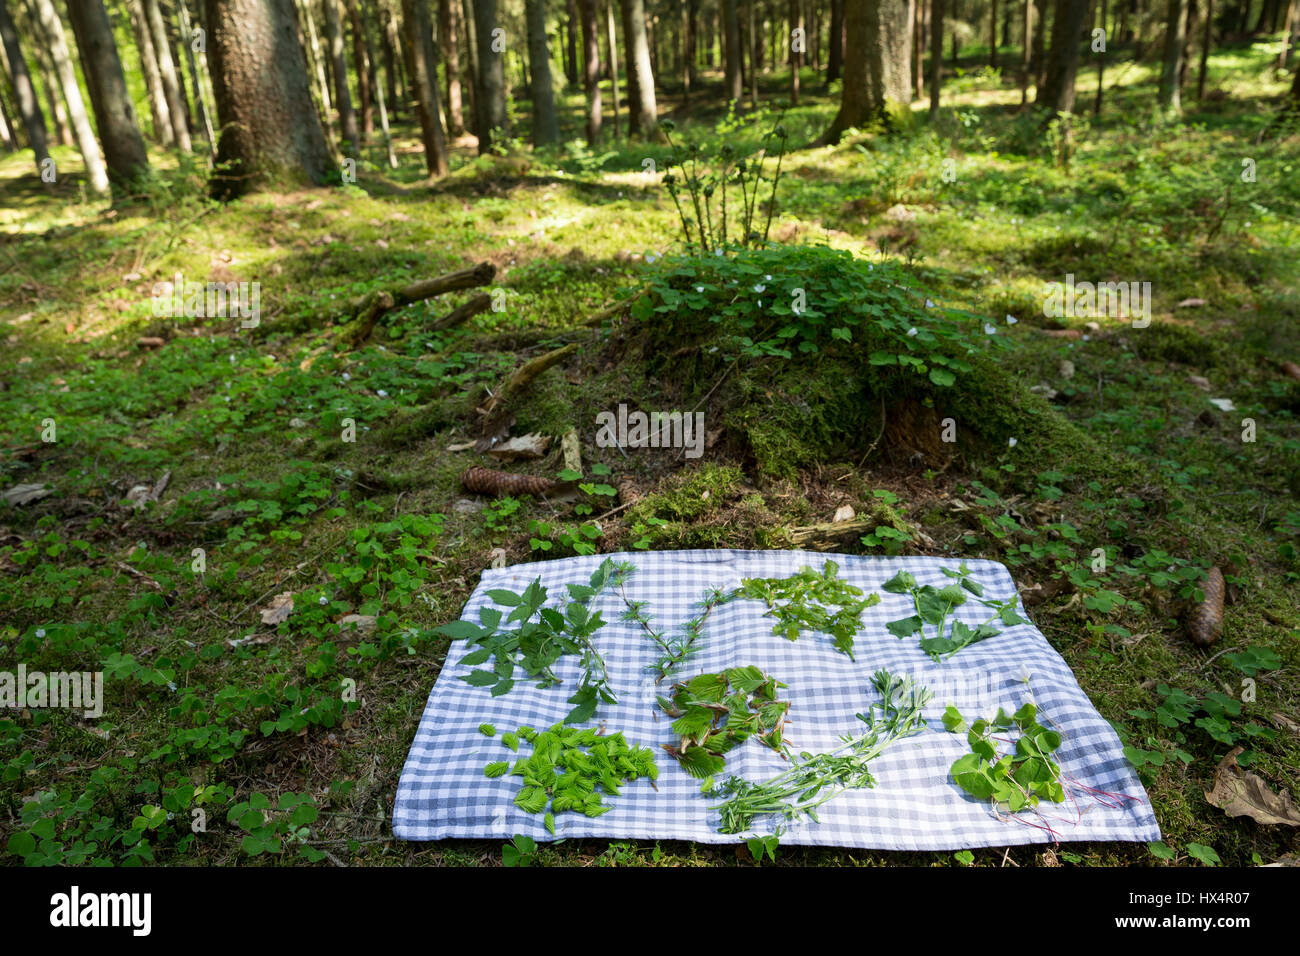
[790, 0, 802, 103]
[821, 0, 868, 143]
[345, 0, 372, 142]
[322, 0, 358, 153]
[722, 0, 743, 102]
[66, 0, 151, 189]
[474, 0, 508, 151]
[747, 0, 758, 105]
[177, 0, 217, 147]
[914, 0, 925, 97]
[872, 0, 913, 107]
[298, 0, 333, 120]
[579, 0, 601, 142]
[459, 0, 477, 131]
[683, 0, 696, 103]
[620, 0, 657, 136]
[1037, 0, 1090, 112]
[142, 0, 193, 150]
[990, 0, 998, 66]
[438, 0, 465, 134]
[1031, 0, 1046, 85]
[24, 2, 73, 146]
[204, 0, 333, 198]
[165, 14, 196, 136]
[0, 0, 50, 169]
[605, 0, 620, 138]
[1159, 0, 1188, 113]
[930, 0, 943, 113]
[382, 4, 400, 115]
[565, 0, 579, 84]
[525, 0, 559, 144]
[1197, 0, 1212, 98]
[128, 0, 172, 143]
[1019, 0, 1031, 103]
[827, 0, 843, 79]
[403, 0, 450, 174]
[1095, 0, 1106, 113]
[31, 0, 110, 193]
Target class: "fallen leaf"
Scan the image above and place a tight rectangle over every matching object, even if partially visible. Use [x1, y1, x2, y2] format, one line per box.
[1, 483, 53, 506]
[259, 592, 295, 626]
[832, 504, 856, 523]
[1208, 397, 1235, 411]
[486, 433, 551, 461]
[226, 633, 275, 649]
[1205, 747, 1300, 826]
[1178, 297, 1208, 308]
[1270, 712, 1300, 735]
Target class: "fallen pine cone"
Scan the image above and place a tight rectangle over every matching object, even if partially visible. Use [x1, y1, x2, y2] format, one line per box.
[1186, 567, 1225, 648]
[461, 466, 556, 498]
[1281, 360, 1300, 382]
[616, 476, 641, 507]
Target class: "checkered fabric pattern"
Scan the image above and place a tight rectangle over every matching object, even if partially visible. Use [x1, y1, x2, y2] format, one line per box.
[393, 550, 1161, 849]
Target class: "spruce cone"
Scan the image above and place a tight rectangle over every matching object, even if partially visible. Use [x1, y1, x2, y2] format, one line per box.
[1186, 566, 1225, 648]
[461, 467, 556, 498]
[616, 476, 641, 506]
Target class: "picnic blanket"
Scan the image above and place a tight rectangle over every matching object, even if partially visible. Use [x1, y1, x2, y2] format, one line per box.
[393, 550, 1161, 850]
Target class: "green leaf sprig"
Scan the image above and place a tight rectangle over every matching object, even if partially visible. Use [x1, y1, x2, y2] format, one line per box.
[438, 559, 619, 723]
[732, 560, 880, 660]
[614, 561, 733, 680]
[710, 671, 932, 835]
[657, 666, 792, 779]
[882, 563, 1028, 662]
[481, 722, 659, 835]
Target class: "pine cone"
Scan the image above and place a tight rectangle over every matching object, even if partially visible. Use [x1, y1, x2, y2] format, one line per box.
[616, 476, 641, 506]
[1186, 567, 1225, 648]
[461, 467, 556, 498]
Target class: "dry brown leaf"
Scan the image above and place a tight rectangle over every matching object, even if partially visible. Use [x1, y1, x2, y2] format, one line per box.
[1205, 747, 1300, 826]
[259, 591, 295, 626]
[487, 433, 551, 461]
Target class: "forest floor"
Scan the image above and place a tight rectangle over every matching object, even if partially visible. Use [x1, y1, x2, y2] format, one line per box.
[2, 42, 1299, 867]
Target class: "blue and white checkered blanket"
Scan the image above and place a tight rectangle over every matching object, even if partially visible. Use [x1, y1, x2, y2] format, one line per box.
[393, 550, 1160, 849]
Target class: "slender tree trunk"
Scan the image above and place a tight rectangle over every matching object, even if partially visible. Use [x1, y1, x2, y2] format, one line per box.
[605, 0, 620, 138]
[580, 0, 601, 141]
[299, 0, 333, 119]
[723, 0, 743, 101]
[827, 0, 843, 79]
[790, 0, 802, 103]
[0, 0, 50, 169]
[930, 0, 943, 113]
[621, 0, 657, 136]
[31, 0, 110, 192]
[1032, 0, 1046, 85]
[438, 0, 465, 134]
[204, 0, 333, 198]
[821, 0, 867, 142]
[66, 0, 150, 188]
[178, 0, 216, 147]
[142, 0, 192, 150]
[129, 0, 172, 143]
[24, 2, 73, 146]
[1197, 0, 1212, 97]
[322, 0, 358, 152]
[382, 5, 401, 115]
[526, 0, 559, 144]
[459, 0, 477, 131]
[1038, 0, 1090, 112]
[1159, 0, 1188, 112]
[914, 0, 925, 96]
[165, 14, 196, 136]
[1020, 0, 1031, 102]
[0, 89, 12, 150]
[566, 0, 579, 84]
[1095, 0, 1106, 113]
[345, 0, 372, 142]
[403, 0, 449, 174]
[474, 0, 508, 151]
[991, 0, 999, 66]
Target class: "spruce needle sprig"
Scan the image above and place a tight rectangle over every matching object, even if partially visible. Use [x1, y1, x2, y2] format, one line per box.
[710, 671, 932, 835]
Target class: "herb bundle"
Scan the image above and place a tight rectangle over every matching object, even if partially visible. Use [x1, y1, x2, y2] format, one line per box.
[658, 667, 792, 779]
[882, 564, 1028, 662]
[710, 671, 932, 834]
[614, 561, 732, 680]
[733, 560, 880, 660]
[438, 559, 619, 723]
[943, 702, 1142, 840]
[481, 723, 659, 835]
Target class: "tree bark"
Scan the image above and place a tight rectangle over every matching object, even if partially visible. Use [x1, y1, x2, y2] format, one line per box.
[204, 0, 334, 199]
[1031, 0, 1047, 86]
[620, 0, 657, 136]
[128, 0, 172, 143]
[403, 0, 450, 175]
[0, 0, 50, 169]
[23, 1, 72, 147]
[790, 0, 802, 103]
[605, 0, 620, 138]
[580, 0, 601, 142]
[929, 0, 943, 114]
[990, 0, 998, 66]
[827, 0, 843, 79]
[177, 0, 217, 147]
[1020, 0, 1032, 103]
[298, 0, 333, 120]
[66, 0, 151, 189]
[142, 0, 193, 150]
[1037, 0, 1090, 113]
[821, 0, 867, 142]
[31, 0, 110, 193]
[438, 0, 465, 134]
[1158, 0, 1188, 113]
[722, 0, 743, 102]
[565, 0, 579, 84]
[526, 0, 559, 144]
[322, 0, 358, 152]
[474, 0, 507, 151]
[345, 0, 372, 142]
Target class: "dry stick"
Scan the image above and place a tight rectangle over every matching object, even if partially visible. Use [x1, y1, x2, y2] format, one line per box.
[429, 292, 491, 331]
